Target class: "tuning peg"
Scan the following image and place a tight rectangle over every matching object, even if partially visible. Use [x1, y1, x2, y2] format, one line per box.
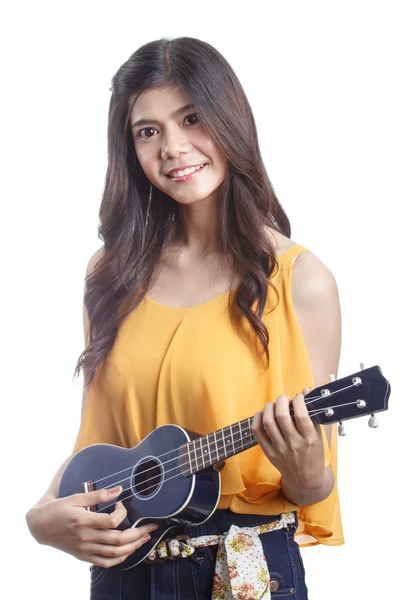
[338, 420, 347, 436]
[359, 362, 367, 370]
[368, 413, 379, 428]
[329, 373, 336, 382]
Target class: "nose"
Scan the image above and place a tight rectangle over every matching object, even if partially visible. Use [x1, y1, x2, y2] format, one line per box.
[161, 126, 191, 160]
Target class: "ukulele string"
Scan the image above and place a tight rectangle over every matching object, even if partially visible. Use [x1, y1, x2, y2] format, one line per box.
[95, 429, 258, 502]
[95, 436, 259, 513]
[95, 398, 356, 506]
[87, 427, 256, 487]
[289, 383, 356, 418]
[88, 381, 358, 491]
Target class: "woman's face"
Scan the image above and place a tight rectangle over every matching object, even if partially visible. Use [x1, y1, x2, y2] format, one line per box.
[130, 85, 229, 206]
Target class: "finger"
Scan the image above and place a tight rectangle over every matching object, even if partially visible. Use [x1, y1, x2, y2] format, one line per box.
[77, 497, 128, 530]
[79, 500, 158, 535]
[86, 531, 152, 559]
[274, 394, 302, 443]
[257, 403, 286, 447]
[89, 520, 158, 546]
[252, 411, 275, 456]
[70, 486, 123, 508]
[292, 393, 316, 437]
[264, 404, 286, 445]
[89, 551, 135, 569]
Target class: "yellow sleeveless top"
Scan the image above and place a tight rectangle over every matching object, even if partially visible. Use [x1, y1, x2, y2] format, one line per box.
[71, 244, 344, 547]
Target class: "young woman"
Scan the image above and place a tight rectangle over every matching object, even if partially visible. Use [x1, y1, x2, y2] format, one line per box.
[25, 36, 343, 599]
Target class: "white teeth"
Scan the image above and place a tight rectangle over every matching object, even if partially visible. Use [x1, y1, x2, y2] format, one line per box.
[169, 164, 205, 178]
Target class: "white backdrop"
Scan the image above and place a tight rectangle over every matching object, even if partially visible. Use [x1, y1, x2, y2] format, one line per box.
[2, 1, 398, 598]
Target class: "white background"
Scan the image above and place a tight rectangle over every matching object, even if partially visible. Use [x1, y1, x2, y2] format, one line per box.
[2, 1, 399, 598]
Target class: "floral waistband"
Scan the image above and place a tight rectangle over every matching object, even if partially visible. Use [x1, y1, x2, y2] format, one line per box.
[146, 511, 296, 600]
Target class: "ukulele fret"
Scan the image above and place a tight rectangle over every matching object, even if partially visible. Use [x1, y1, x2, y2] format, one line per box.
[200, 436, 207, 469]
[229, 425, 236, 454]
[194, 438, 199, 473]
[214, 431, 219, 463]
[206, 433, 212, 464]
[187, 441, 193, 474]
[238, 420, 244, 450]
[221, 427, 227, 458]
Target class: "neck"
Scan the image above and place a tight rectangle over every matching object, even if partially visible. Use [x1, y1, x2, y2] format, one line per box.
[172, 197, 221, 256]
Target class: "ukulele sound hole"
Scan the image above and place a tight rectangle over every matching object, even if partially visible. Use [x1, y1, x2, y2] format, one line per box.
[132, 458, 163, 498]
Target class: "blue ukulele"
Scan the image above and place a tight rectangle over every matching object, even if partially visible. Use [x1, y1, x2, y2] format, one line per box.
[58, 365, 390, 571]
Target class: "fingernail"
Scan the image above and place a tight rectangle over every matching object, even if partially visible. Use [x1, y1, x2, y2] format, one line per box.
[148, 525, 158, 532]
[108, 486, 122, 495]
[142, 534, 151, 543]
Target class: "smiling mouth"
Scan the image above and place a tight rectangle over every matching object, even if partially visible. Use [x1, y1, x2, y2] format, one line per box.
[166, 164, 207, 182]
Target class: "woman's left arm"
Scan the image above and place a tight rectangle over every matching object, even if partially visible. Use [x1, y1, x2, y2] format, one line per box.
[252, 251, 341, 506]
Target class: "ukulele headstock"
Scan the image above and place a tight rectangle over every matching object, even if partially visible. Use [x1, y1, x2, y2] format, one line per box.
[303, 365, 390, 430]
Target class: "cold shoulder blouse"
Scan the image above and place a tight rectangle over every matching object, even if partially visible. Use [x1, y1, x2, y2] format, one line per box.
[71, 244, 344, 547]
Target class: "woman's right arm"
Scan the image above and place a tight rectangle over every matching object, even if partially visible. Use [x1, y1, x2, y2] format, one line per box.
[25, 248, 157, 567]
[27, 246, 103, 509]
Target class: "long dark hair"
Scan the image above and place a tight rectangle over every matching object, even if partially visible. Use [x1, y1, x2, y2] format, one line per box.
[74, 36, 291, 387]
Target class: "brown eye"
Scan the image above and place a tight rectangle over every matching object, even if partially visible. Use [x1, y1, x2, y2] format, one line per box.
[184, 113, 199, 125]
[137, 127, 158, 139]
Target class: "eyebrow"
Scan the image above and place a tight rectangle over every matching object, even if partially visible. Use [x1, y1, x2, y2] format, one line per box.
[131, 103, 196, 129]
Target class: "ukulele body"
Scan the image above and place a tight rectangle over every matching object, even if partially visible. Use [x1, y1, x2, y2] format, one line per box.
[58, 424, 221, 570]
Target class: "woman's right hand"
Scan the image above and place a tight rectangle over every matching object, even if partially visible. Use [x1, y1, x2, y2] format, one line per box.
[25, 486, 158, 568]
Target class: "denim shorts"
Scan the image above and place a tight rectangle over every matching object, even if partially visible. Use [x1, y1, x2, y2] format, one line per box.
[89, 509, 308, 599]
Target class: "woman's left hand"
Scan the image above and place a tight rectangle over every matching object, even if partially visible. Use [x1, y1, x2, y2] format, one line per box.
[252, 387, 325, 493]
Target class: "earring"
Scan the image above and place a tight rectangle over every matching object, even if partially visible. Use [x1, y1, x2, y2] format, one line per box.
[146, 184, 152, 228]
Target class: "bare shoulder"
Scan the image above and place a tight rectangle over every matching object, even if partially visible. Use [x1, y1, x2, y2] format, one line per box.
[86, 245, 105, 277]
[263, 226, 337, 296]
[83, 246, 104, 343]
[291, 250, 339, 307]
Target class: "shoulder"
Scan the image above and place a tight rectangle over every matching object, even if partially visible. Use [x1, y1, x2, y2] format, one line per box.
[86, 245, 105, 277]
[291, 250, 339, 311]
[264, 225, 339, 311]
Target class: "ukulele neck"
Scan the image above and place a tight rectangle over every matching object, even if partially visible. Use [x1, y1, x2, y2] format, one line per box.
[178, 365, 390, 477]
[179, 417, 257, 476]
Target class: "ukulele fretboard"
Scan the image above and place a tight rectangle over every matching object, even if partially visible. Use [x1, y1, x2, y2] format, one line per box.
[178, 417, 257, 476]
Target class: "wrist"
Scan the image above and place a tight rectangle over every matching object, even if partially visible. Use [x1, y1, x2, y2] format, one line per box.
[281, 466, 334, 506]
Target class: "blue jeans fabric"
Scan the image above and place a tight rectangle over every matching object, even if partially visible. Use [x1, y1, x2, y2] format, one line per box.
[90, 509, 308, 599]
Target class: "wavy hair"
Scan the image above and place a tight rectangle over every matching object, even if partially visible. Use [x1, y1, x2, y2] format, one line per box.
[74, 36, 291, 387]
